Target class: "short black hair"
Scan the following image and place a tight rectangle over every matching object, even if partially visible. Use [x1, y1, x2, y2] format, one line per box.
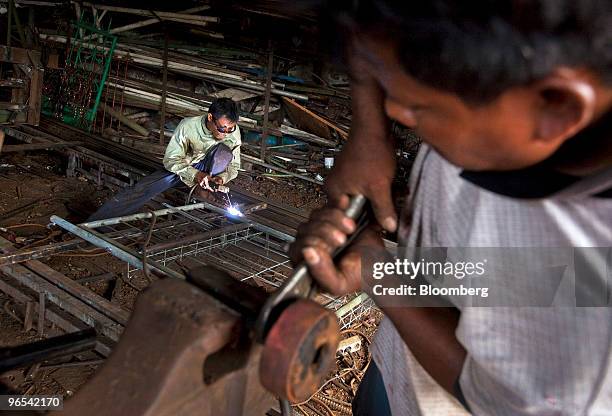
[325, 0, 612, 103]
[208, 98, 239, 122]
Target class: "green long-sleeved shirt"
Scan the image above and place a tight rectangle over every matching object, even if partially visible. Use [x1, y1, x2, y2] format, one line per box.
[163, 115, 241, 186]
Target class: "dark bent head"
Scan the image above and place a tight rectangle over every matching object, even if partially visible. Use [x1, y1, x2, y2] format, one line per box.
[207, 98, 239, 140]
[331, 0, 612, 103]
[315, 0, 612, 171]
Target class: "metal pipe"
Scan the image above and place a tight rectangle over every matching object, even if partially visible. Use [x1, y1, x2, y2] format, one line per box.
[176, 201, 295, 242]
[241, 154, 323, 185]
[50, 215, 185, 280]
[81, 202, 211, 228]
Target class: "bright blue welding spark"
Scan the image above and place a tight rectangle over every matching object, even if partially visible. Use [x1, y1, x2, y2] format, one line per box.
[227, 206, 243, 217]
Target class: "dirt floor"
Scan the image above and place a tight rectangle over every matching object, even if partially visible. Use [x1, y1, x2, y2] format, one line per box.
[0, 152, 113, 395]
[0, 150, 372, 414]
[233, 171, 326, 212]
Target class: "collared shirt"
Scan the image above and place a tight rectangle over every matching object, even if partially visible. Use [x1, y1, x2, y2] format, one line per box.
[163, 115, 241, 186]
[371, 145, 612, 415]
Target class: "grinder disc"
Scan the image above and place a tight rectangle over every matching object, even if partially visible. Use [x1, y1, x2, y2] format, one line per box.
[259, 299, 341, 403]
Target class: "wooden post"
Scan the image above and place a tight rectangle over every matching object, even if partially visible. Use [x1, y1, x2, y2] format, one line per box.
[6, 0, 12, 47]
[160, 30, 169, 145]
[27, 6, 34, 48]
[37, 292, 45, 336]
[24, 301, 35, 332]
[260, 42, 273, 161]
[9, 0, 27, 47]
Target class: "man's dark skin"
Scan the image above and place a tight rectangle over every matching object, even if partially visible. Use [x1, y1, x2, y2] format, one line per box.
[290, 31, 612, 395]
[194, 113, 237, 191]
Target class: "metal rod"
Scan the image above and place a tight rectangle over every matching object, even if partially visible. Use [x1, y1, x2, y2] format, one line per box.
[83, 5, 212, 40]
[241, 154, 323, 185]
[50, 215, 185, 280]
[81, 202, 211, 228]
[177, 201, 295, 242]
[78, 3, 218, 22]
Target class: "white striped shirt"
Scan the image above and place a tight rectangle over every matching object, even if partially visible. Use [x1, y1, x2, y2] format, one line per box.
[371, 145, 612, 415]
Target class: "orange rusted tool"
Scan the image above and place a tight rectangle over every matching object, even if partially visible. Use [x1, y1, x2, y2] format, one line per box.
[259, 299, 340, 403]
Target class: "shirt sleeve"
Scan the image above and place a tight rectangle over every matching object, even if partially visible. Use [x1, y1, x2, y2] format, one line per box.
[217, 130, 241, 184]
[163, 120, 199, 187]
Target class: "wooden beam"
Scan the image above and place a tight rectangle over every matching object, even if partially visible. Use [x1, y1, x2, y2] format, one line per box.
[24, 261, 130, 325]
[0, 277, 113, 356]
[0, 263, 124, 341]
[99, 102, 149, 136]
[283, 97, 348, 140]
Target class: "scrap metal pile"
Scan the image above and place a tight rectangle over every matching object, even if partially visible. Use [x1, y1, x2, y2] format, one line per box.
[38, 3, 354, 186]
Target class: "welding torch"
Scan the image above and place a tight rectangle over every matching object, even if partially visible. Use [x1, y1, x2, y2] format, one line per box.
[187, 176, 240, 216]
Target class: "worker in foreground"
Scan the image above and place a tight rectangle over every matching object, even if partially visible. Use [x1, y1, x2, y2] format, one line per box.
[88, 97, 241, 221]
[292, 1, 612, 415]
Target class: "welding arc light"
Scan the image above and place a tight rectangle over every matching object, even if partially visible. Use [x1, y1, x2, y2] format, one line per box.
[227, 206, 244, 217]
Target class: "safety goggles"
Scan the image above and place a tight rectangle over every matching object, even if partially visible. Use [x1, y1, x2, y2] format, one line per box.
[211, 117, 237, 134]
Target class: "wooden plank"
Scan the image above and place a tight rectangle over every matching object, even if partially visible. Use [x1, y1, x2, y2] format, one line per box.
[99, 102, 149, 136]
[24, 261, 130, 325]
[27, 68, 43, 126]
[37, 291, 45, 336]
[212, 88, 259, 102]
[1, 263, 124, 342]
[0, 46, 40, 64]
[0, 237, 124, 342]
[283, 97, 348, 140]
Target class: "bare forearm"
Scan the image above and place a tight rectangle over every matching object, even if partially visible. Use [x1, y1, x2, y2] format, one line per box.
[325, 54, 399, 229]
[335, 62, 396, 173]
[383, 306, 466, 394]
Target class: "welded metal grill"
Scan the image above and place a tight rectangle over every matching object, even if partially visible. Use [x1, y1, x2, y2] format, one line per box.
[51, 202, 374, 329]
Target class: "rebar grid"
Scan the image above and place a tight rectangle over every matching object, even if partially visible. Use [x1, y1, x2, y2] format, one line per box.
[76, 203, 374, 329]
